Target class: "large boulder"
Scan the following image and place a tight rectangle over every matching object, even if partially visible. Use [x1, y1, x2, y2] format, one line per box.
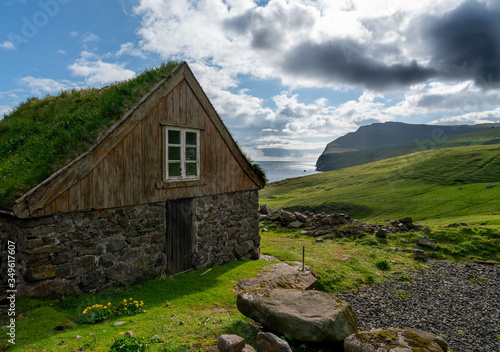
[237, 289, 358, 343]
[236, 262, 317, 291]
[344, 328, 443, 352]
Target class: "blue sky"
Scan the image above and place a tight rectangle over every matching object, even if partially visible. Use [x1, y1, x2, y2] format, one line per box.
[2, 0, 500, 162]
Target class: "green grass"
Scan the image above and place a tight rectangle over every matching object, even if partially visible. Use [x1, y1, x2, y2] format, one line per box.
[0, 62, 179, 209]
[2, 260, 268, 352]
[261, 145, 500, 225]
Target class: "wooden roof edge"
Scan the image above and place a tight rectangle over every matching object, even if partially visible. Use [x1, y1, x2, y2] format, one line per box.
[13, 63, 186, 218]
[181, 64, 266, 189]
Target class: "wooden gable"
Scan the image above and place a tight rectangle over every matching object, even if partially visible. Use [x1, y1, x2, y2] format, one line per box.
[13, 62, 265, 218]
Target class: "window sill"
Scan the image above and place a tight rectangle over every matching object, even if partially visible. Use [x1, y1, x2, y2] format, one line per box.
[156, 179, 206, 189]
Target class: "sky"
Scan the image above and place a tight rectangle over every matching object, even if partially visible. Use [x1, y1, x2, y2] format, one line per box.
[1, 0, 500, 162]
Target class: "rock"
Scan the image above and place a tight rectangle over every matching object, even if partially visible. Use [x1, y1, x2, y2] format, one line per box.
[422, 226, 431, 234]
[294, 212, 308, 223]
[260, 204, 268, 215]
[486, 184, 495, 189]
[76, 335, 82, 340]
[375, 228, 387, 238]
[413, 249, 426, 260]
[256, 332, 292, 352]
[315, 237, 324, 243]
[280, 210, 296, 223]
[417, 237, 436, 249]
[217, 334, 245, 352]
[18, 280, 82, 298]
[288, 220, 303, 228]
[242, 345, 256, 352]
[114, 321, 126, 326]
[344, 328, 443, 352]
[234, 240, 255, 258]
[125, 331, 135, 337]
[237, 289, 358, 343]
[399, 217, 413, 226]
[403, 327, 448, 352]
[236, 262, 317, 291]
[267, 209, 281, 221]
[342, 255, 351, 261]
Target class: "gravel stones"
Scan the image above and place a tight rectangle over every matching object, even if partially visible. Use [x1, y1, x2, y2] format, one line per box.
[339, 261, 500, 352]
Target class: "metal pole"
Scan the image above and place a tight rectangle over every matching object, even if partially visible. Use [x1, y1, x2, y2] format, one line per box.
[302, 246, 305, 271]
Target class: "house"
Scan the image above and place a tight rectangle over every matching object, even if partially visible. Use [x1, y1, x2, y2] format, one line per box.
[0, 62, 266, 297]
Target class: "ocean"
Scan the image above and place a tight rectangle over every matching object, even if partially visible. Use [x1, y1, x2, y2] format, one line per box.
[255, 160, 321, 183]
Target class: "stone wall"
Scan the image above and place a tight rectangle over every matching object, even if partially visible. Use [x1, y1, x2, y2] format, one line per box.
[193, 190, 260, 269]
[0, 190, 260, 297]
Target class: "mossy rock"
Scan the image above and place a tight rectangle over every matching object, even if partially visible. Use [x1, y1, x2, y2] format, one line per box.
[344, 327, 444, 352]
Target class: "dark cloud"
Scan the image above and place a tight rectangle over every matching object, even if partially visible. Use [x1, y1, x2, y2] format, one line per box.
[421, 1, 500, 87]
[281, 39, 437, 90]
[278, 1, 500, 90]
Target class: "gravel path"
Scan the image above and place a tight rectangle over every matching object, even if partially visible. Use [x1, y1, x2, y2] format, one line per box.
[339, 261, 500, 352]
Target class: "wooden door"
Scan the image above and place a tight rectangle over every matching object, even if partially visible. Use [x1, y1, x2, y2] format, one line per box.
[166, 198, 194, 275]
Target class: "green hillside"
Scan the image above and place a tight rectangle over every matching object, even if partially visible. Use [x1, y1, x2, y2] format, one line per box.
[261, 144, 500, 226]
[316, 123, 500, 171]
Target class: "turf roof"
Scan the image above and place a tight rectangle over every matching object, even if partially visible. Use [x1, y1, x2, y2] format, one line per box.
[0, 61, 179, 210]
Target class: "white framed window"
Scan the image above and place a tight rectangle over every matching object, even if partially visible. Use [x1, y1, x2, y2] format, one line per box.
[165, 127, 200, 181]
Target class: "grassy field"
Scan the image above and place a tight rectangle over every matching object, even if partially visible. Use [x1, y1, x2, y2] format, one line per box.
[4, 220, 498, 351]
[261, 145, 500, 226]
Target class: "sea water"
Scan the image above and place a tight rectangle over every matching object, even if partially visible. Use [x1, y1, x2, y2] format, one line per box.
[255, 161, 321, 183]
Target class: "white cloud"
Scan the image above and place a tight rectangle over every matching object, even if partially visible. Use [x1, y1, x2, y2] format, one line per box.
[68, 54, 136, 85]
[57, 49, 67, 55]
[18, 76, 73, 95]
[430, 108, 500, 125]
[116, 42, 147, 58]
[0, 105, 13, 117]
[0, 41, 15, 50]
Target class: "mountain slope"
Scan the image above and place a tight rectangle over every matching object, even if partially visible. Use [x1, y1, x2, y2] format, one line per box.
[316, 122, 499, 171]
[261, 144, 500, 225]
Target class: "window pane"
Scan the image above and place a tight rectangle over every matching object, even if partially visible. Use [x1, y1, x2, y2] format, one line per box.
[186, 147, 197, 161]
[168, 163, 181, 177]
[186, 162, 197, 176]
[186, 132, 197, 145]
[168, 146, 181, 161]
[168, 130, 181, 144]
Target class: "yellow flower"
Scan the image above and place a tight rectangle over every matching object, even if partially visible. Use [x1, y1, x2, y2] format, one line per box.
[123, 299, 127, 302]
[124, 308, 127, 310]
[104, 306, 107, 309]
[129, 297, 132, 300]
[108, 302, 112, 306]
[139, 344, 142, 347]
[119, 332, 124, 335]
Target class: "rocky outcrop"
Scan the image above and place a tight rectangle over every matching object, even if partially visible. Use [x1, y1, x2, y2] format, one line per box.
[235, 262, 317, 292]
[344, 328, 444, 352]
[260, 207, 423, 239]
[237, 288, 358, 343]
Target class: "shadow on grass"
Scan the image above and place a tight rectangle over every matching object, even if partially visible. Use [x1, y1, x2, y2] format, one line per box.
[8, 260, 267, 351]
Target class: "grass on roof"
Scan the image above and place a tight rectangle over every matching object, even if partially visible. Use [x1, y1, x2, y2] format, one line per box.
[0, 61, 179, 209]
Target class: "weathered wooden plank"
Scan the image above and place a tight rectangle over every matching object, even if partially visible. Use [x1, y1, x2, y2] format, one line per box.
[68, 180, 81, 212]
[55, 190, 69, 214]
[92, 162, 105, 209]
[102, 152, 115, 209]
[122, 133, 134, 206]
[132, 124, 143, 205]
[113, 141, 125, 207]
[80, 173, 92, 210]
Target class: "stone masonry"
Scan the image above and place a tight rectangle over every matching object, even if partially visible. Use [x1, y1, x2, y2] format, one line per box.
[0, 190, 260, 297]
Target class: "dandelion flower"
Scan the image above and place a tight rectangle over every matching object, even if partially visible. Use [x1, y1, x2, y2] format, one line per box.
[119, 332, 124, 335]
